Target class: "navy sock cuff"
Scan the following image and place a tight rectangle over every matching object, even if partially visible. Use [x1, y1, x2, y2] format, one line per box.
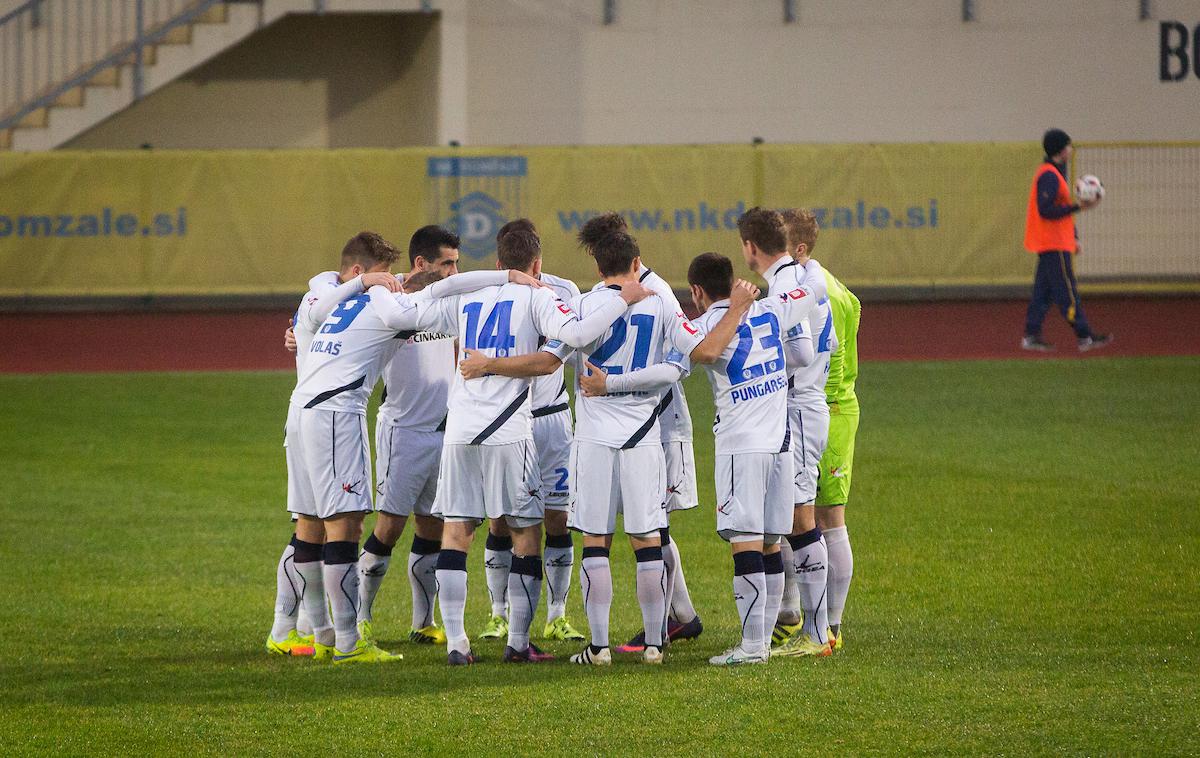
[634, 546, 664, 563]
[485, 532, 513, 551]
[362, 533, 393, 557]
[323, 540, 358, 565]
[435, 549, 468, 572]
[582, 546, 610, 560]
[288, 534, 298, 548]
[733, 550, 765, 576]
[763, 551, 785, 575]
[545, 532, 573, 549]
[787, 527, 823, 552]
[411, 535, 441, 556]
[293, 538, 323, 563]
[659, 527, 671, 545]
[511, 554, 544, 579]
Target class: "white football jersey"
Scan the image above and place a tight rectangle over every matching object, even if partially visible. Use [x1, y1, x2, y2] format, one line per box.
[546, 285, 703, 450]
[422, 283, 625, 446]
[292, 271, 340, 376]
[290, 290, 427, 414]
[636, 263, 694, 443]
[377, 327, 456, 432]
[764, 256, 837, 407]
[692, 290, 817, 455]
[531, 271, 581, 413]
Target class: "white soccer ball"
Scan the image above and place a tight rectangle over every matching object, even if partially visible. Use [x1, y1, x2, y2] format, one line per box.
[1075, 174, 1105, 203]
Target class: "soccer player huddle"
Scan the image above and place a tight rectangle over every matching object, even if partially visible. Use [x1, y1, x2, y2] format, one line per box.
[266, 206, 862, 667]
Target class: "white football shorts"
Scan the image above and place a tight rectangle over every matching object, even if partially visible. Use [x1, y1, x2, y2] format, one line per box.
[286, 405, 373, 519]
[715, 450, 794, 541]
[788, 400, 830, 505]
[663, 440, 698, 513]
[432, 440, 542, 528]
[533, 409, 572, 511]
[569, 441, 667, 537]
[375, 423, 442, 518]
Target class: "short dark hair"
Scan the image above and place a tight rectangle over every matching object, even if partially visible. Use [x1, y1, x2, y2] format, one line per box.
[737, 207, 787, 255]
[497, 218, 537, 243]
[408, 225, 460, 267]
[403, 270, 442, 293]
[341, 231, 401, 271]
[577, 212, 628, 253]
[496, 228, 542, 271]
[591, 231, 640, 277]
[687, 252, 733, 301]
[781, 208, 819, 254]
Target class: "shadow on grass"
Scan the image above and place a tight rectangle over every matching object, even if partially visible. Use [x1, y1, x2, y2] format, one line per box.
[0, 639, 742, 709]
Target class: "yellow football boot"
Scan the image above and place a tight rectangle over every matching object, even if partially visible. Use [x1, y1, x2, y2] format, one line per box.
[265, 630, 316, 657]
[331, 638, 403, 665]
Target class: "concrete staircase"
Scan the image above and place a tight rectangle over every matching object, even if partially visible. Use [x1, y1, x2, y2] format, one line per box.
[0, 0, 435, 151]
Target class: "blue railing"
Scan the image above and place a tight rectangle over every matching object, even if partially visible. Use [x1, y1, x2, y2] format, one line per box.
[0, 0, 244, 133]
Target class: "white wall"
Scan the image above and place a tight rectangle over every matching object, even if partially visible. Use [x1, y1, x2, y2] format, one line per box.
[461, 0, 1200, 145]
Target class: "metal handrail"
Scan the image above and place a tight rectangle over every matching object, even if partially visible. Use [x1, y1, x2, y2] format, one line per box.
[0, 0, 239, 133]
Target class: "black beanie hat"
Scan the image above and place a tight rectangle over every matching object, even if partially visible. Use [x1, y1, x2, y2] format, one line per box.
[1043, 128, 1071, 157]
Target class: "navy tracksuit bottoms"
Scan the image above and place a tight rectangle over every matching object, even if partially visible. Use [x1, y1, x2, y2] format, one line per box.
[1024, 250, 1091, 339]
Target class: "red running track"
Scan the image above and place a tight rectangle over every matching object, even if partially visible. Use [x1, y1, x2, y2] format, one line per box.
[1, 297, 1198, 373]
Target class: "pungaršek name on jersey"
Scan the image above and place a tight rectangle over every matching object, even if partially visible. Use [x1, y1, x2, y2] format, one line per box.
[730, 375, 789, 405]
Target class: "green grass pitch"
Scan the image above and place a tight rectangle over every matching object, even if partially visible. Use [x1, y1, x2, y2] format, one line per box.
[1, 357, 1198, 755]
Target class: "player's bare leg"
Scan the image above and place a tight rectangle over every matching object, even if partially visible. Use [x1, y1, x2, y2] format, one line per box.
[571, 533, 614, 665]
[480, 518, 512, 638]
[292, 516, 334, 654]
[502, 521, 553, 662]
[437, 520, 478, 663]
[817, 504, 851, 648]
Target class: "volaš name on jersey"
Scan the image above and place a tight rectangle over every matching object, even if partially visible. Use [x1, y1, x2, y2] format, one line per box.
[731, 375, 788, 405]
[309, 339, 342, 356]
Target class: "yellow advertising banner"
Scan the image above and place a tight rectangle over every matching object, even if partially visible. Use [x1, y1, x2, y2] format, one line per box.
[0, 143, 1037, 297]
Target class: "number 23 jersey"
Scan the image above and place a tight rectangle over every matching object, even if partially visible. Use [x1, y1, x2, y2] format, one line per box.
[692, 294, 814, 456]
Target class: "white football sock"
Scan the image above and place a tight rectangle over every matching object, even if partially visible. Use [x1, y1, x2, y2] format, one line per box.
[356, 535, 392, 624]
[296, 607, 313, 637]
[824, 526, 854, 628]
[660, 529, 677, 625]
[323, 541, 361, 653]
[408, 536, 441, 630]
[733, 550, 766, 653]
[635, 548, 667, 648]
[484, 532, 512, 619]
[506, 555, 542, 651]
[665, 538, 699, 623]
[436, 550, 469, 655]
[777, 539, 802, 624]
[763, 550, 785, 650]
[579, 550, 612, 648]
[543, 534, 574, 623]
[270, 537, 302, 641]
[294, 540, 333, 647]
[790, 529, 829, 644]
